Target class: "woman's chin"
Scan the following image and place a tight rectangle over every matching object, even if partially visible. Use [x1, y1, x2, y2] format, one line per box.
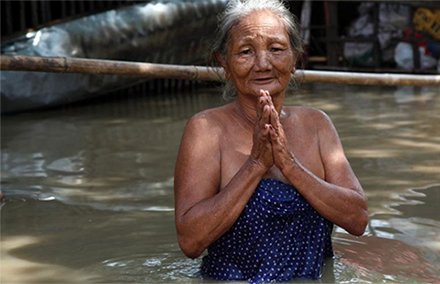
[251, 84, 283, 97]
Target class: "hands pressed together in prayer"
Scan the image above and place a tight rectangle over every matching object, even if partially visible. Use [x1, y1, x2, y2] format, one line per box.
[251, 89, 294, 173]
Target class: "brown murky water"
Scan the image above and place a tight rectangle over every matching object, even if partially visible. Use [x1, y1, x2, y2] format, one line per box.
[1, 83, 439, 283]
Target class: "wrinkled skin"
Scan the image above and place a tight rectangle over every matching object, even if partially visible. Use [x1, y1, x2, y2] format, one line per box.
[174, 10, 368, 259]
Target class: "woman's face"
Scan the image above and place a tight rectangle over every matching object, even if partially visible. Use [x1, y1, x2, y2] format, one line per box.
[223, 10, 296, 99]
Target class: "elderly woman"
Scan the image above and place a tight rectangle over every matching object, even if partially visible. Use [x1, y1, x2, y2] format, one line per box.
[174, 0, 368, 282]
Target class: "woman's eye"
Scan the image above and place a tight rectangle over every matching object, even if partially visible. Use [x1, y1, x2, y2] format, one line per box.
[270, 47, 284, 52]
[239, 49, 251, 55]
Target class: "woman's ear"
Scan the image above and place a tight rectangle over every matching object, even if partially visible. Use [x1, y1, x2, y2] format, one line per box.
[215, 51, 227, 68]
[291, 66, 296, 74]
[215, 52, 230, 79]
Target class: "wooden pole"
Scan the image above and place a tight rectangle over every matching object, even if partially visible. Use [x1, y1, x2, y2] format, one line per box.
[1, 55, 439, 86]
[295, 70, 440, 86]
[0, 55, 223, 81]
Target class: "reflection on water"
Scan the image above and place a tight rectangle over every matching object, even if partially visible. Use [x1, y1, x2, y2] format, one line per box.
[1, 84, 440, 283]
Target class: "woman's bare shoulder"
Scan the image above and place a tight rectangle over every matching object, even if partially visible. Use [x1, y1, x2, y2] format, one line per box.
[283, 105, 329, 122]
[185, 103, 233, 135]
[192, 103, 232, 120]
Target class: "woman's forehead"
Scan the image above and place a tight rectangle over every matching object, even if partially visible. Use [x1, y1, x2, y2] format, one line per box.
[229, 10, 289, 42]
[238, 10, 284, 26]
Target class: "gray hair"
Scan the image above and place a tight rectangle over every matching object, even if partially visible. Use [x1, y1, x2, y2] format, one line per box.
[211, 0, 303, 99]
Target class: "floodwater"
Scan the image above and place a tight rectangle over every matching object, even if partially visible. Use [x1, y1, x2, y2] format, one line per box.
[1, 83, 439, 283]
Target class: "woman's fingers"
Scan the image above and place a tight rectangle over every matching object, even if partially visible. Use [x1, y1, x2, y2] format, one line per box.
[257, 89, 294, 170]
[257, 90, 268, 117]
[270, 106, 280, 129]
[259, 105, 271, 127]
[252, 93, 274, 170]
[263, 123, 271, 136]
[258, 90, 274, 126]
[258, 90, 280, 127]
[269, 123, 294, 171]
[250, 127, 273, 170]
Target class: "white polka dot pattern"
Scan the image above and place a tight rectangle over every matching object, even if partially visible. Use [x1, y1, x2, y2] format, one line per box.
[201, 179, 334, 283]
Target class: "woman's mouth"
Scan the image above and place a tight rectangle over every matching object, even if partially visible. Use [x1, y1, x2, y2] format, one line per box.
[254, 77, 274, 84]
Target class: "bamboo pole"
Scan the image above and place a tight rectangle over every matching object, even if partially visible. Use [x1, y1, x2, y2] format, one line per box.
[296, 70, 440, 86]
[1, 55, 439, 86]
[0, 55, 223, 81]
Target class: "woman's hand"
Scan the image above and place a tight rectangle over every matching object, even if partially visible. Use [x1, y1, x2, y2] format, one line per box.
[249, 90, 274, 171]
[259, 90, 295, 172]
[268, 105, 295, 172]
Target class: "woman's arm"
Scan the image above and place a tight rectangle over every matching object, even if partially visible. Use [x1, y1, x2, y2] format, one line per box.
[174, 107, 273, 258]
[269, 106, 368, 236]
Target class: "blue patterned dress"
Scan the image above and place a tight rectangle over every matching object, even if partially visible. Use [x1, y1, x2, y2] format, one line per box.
[201, 178, 334, 283]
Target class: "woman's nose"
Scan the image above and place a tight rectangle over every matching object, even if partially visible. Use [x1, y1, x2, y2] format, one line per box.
[255, 51, 271, 71]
